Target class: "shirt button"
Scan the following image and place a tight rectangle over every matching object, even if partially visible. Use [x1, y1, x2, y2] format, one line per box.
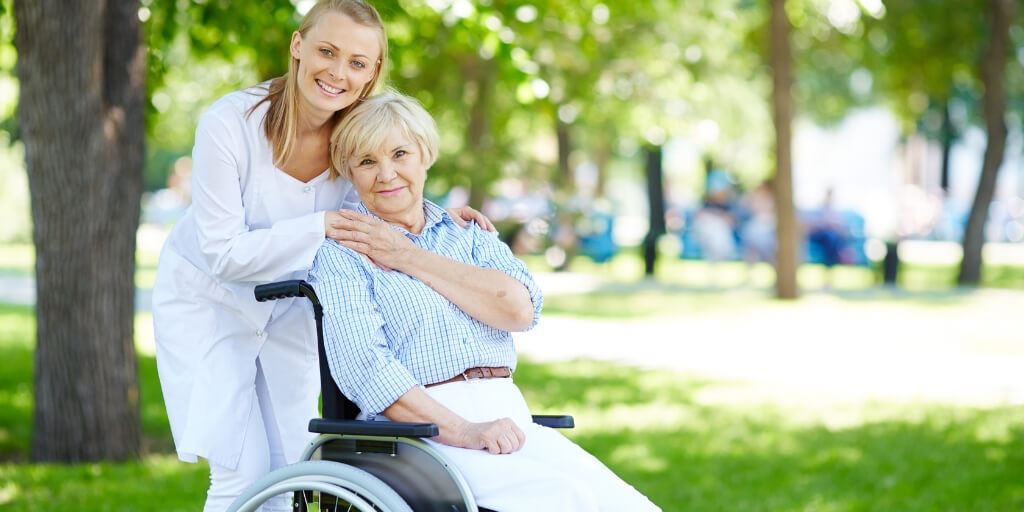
[256, 329, 265, 338]
[303, 186, 312, 193]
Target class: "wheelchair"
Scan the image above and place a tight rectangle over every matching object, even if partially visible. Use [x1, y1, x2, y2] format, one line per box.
[228, 280, 575, 512]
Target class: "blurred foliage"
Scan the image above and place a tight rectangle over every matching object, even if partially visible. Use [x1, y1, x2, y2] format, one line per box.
[0, 0, 28, 243]
[2, 0, 1022, 200]
[138, 0, 775, 196]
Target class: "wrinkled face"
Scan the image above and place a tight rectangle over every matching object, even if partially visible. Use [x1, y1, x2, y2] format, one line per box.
[349, 129, 427, 223]
[290, 11, 381, 118]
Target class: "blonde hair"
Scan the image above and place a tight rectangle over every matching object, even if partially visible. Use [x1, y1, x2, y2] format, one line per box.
[330, 90, 439, 180]
[249, 0, 388, 168]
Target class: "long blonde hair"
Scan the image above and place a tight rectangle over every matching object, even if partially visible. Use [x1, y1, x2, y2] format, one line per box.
[250, 0, 388, 168]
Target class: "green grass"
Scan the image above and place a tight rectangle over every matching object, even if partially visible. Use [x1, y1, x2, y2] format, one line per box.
[517, 360, 1024, 510]
[0, 455, 209, 512]
[3, 304, 1024, 510]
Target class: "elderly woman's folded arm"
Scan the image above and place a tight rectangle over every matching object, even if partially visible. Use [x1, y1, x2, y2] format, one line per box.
[397, 248, 535, 332]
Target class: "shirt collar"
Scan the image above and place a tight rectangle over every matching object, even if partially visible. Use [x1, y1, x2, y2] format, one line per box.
[355, 199, 453, 236]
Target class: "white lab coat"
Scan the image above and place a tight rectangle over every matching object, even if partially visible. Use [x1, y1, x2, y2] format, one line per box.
[152, 84, 358, 469]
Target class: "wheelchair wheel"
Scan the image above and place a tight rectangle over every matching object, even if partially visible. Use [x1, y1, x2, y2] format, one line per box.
[228, 460, 413, 512]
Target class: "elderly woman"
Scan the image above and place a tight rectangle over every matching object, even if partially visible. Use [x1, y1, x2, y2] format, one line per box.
[307, 91, 660, 511]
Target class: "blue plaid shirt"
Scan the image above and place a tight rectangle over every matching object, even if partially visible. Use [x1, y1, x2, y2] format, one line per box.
[308, 200, 543, 418]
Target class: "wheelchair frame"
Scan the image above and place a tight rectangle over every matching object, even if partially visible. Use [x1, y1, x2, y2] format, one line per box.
[227, 279, 574, 512]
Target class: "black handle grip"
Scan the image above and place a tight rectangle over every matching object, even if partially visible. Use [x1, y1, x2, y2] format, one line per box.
[254, 280, 320, 306]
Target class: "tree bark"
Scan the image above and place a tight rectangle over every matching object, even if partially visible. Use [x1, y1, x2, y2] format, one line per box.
[958, 0, 1013, 285]
[770, 0, 799, 299]
[555, 119, 573, 191]
[939, 99, 953, 193]
[643, 145, 665, 276]
[15, 0, 144, 461]
[593, 127, 613, 198]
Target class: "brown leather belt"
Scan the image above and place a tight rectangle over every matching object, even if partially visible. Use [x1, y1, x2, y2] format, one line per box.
[425, 366, 512, 388]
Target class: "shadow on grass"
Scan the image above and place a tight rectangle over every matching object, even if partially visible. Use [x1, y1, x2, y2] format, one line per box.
[515, 360, 1024, 511]
[3, 305, 1024, 510]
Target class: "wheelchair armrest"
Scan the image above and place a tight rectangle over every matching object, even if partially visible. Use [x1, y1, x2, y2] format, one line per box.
[309, 418, 439, 438]
[532, 415, 574, 429]
[254, 280, 320, 306]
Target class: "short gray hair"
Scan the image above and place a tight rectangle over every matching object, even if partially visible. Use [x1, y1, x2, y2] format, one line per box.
[329, 89, 439, 180]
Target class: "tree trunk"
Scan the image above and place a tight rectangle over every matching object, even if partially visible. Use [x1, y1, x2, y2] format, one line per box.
[958, 0, 1013, 285]
[643, 146, 665, 276]
[593, 127, 613, 198]
[770, 0, 799, 299]
[555, 119, 573, 191]
[15, 0, 144, 461]
[939, 99, 953, 193]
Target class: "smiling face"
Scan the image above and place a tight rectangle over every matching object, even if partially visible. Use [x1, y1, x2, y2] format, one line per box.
[350, 129, 428, 230]
[290, 11, 381, 120]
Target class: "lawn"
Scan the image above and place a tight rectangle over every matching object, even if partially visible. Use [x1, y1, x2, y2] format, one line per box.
[2, 303, 1023, 511]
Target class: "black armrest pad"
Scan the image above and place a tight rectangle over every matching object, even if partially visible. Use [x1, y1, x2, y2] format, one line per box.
[532, 415, 574, 429]
[309, 418, 439, 438]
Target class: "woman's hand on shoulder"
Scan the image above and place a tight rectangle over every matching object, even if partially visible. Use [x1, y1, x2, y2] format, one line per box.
[325, 210, 417, 271]
[446, 205, 496, 232]
[453, 417, 525, 455]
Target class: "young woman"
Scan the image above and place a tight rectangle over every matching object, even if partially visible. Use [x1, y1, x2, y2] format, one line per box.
[152, 2, 491, 510]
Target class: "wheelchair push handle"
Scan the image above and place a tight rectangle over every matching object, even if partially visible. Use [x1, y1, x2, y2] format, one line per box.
[254, 280, 321, 307]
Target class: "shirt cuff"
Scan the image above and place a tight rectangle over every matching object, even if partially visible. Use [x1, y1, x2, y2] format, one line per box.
[349, 359, 419, 418]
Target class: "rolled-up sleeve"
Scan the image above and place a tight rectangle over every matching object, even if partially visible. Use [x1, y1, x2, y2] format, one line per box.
[309, 241, 419, 417]
[190, 107, 326, 283]
[470, 224, 543, 329]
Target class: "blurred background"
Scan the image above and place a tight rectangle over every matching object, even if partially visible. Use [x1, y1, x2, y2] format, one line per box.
[1, 0, 1023, 510]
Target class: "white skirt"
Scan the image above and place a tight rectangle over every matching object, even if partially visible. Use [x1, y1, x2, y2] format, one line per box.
[418, 378, 661, 512]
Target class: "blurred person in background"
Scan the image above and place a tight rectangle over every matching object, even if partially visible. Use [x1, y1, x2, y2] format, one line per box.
[806, 188, 853, 289]
[692, 168, 739, 283]
[739, 179, 776, 281]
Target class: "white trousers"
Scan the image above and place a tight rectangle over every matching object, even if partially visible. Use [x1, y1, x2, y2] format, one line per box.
[203, 360, 291, 512]
[422, 378, 661, 512]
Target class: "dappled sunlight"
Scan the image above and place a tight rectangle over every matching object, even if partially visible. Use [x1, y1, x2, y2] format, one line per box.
[135, 311, 156, 356]
[0, 481, 16, 508]
[515, 359, 1024, 509]
[567, 403, 701, 434]
[562, 405, 1024, 510]
[2, 301, 1023, 509]
[608, 442, 669, 472]
[520, 289, 1024, 411]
